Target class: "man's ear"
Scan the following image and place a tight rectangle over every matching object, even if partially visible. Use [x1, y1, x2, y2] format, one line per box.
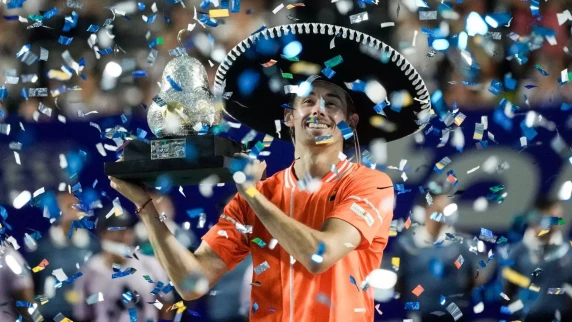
[348, 112, 359, 130]
[284, 110, 294, 128]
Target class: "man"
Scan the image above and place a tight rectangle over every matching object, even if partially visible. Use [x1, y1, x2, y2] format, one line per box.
[501, 197, 572, 322]
[25, 192, 100, 321]
[109, 23, 431, 321]
[0, 247, 34, 320]
[393, 181, 488, 322]
[74, 206, 174, 322]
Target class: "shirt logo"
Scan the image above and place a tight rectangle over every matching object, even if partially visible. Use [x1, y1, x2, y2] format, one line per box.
[350, 202, 374, 227]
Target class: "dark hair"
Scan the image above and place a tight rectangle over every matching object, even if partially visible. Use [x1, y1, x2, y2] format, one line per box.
[95, 206, 137, 234]
[287, 87, 357, 150]
[534, 196, 561, 212]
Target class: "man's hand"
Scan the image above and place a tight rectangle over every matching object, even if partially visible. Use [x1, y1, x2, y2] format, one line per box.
[234, 153, 267, 198]
[108, 156, 155, 207]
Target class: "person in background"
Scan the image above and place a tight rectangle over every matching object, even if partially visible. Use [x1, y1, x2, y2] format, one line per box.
[393, 180, 489, 322]
[74, 206, 174, 322]
[501, 197, 572, 322]
[206, 255, 252, 322]
[25, 192, 100, 321]
[134, 194, 197, 255]
[0, 246, 34, 320]
[507, 196, 566, 243]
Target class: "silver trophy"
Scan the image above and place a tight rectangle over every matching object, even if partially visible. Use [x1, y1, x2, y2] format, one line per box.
[104, 30, 241, 186]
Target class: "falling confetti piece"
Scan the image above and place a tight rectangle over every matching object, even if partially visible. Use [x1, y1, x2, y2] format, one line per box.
[349, 12, 368, 24]
[412, 285, 425, 296]
[254, 261, 270, 275]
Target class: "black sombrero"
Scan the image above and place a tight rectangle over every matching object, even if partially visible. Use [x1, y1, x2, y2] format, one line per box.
[214, 23, 431, 145]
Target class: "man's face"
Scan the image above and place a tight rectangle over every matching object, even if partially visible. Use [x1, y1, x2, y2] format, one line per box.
[534, 204, 564, 242]
[56, 193, 80, 225]
[285, 81, 357, 147]
[101, 229, 135, 247]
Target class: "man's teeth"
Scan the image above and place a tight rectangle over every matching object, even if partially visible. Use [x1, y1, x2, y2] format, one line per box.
[308, 123, 329, 129]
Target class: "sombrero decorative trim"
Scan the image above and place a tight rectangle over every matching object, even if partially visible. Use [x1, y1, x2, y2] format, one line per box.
[213, 23, 432, 144]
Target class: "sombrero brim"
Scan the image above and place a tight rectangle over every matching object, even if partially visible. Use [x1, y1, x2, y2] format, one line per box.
[214, 23, 431, 145]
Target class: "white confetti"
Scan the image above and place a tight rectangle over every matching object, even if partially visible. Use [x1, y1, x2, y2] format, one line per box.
[467, 166, 480, 174]
[481, 116, 488, 129]
[179, 186, 186, 197]
[14, 151, 20, 165]
[380, 22, 395, 28]
[272, 3, 284, 14]
[86, 292, 104, 305]
[58, 115, 66, 123]
[350, 12, 368, 24]
[95, 143, 107, 156]
[520, 136, 527, 147]
[269, 238, 278, 250]
[401, 172, 408, 182]
[33, 187, 45, 198]
[6, 236, 20, 250]
[507, 299, 524, 313]
[344, 242, 356, 248]
[52, 268, 68, 282]
[217, 230, 229, 239]
[412, 30, 419, 47]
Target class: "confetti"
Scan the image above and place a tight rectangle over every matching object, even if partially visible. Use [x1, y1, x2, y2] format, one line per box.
[454, 255, 464, 269]
[209, 9, 229, 18]
[419, 11, 437, 20]
[86, 292, 104, 305]
[251, 237, 267, 248]
[412, 285, 424, 296]
[380, 22, 395, 28]
[349, 12, 368, 24]
[272, 3, 284, 14]
[287, 3, 305, 9]
[446, 302, 463, 321]
[548, 288, 565, 295]
[434, 157, 451, 174]
[405, 302, 420, 310]
[315, 135, 334, 145]
[254, 261, 270, 275]
[261, 59, 277, 67]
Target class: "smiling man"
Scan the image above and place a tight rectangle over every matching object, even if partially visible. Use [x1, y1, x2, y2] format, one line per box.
[109, 23, 431, 322]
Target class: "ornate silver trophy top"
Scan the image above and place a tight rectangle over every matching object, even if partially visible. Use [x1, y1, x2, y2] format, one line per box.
[147, 29, 219, 137]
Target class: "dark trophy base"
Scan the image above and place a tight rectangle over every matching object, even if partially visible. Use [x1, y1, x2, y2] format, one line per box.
[104, 134, 242, 186]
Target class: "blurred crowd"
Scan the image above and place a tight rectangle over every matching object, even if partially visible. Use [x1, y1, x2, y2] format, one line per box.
[0, 0, 571, 124]
[2, 185, 571, 321]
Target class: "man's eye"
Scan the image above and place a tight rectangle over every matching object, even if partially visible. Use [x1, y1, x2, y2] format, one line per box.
[303, 99, 313, 104]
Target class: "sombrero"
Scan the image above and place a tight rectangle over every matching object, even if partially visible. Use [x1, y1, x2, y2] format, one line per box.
[214, 23, 431, 145]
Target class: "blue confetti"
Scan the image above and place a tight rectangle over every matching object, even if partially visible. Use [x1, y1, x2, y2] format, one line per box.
[201, 0, 212, 9]
[145, 15, 157, 23]
[122, 291, 133, 303]
[136, 128, 148, 139]
[97, 48, 113, 55]
[373, 100, 388, 116]
[151, 281, 165, 295]
[62, 11, 78, 32]
[20, 87, 28, 100]
[504, 74, 517, 91]
[132, 70, 148, 78]
[530, 0, 540, 17]
[561, 103, 571, 111]
[488, 79, 503, 95]
[394, 184, 411, 194]
[58, 36, 74, 45]
[3, 15, 19, 20]
[230, 0, 240, 12]
[162, 283, 174, 294]
[0, 86, 7, 99]
[129, 307, 137, 322]
[252, 302, 259, 313]
[65, 272, 83, 283]
[321, 66, 336, 79]
[534, 64, 549, 76]
[121, 114, 128, 123]
[281, 103, 294, 110]
[43, 7, 58, 19]
[166, 75, 183, 91]
[349, 275, 359, 291]
[107, 227, 126, 231]
[7, 0, 26, 9]
[519, 120, 538, 141]
[186, 208, 205, 218]
[137, 2, 145, 10]
[336, 121, 354, 140]
[405, 302, 420, 310]
[439, 295, 446, 305]
[15, 301, 33, 308]
[493, 107, 513, 132]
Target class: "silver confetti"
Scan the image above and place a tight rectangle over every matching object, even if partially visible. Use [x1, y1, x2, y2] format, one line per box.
[169, 47, 187, 57]
[9, 142, 22, 150]
[0, 124, 11, 135]
[419, 11, 438, 20]
[425, 192, 433, 206]
[485, 32, 502, 40]
[198, 213, 206, 228]
[38, 102, 52, 117]
[85, 292, 103, 304]
[349, 12, 369, 24]
[446, 302, 463, 321]
[66, 0, 84, 9]
[29, 88, 48, 97]
[236, 223, 253, 234]
[40, 47, 49, 61]
[5, 76, 19, 84]
[21, 51, 39, 65]
[21, 74, 38, 83]
[147, 49, 158, 65]
[254, 261, 270, 275]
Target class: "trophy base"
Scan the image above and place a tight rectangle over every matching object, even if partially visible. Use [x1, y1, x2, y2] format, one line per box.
[104, 134, 242, 186]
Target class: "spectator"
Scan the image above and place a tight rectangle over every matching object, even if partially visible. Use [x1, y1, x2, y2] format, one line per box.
[0, 246, 34, 320]
[501, 197, 572, 322]
[206, 255, 252, 322]
[25, 192, 100, 321]
[74, 206, 174, 322]
[393, 180, 487, 322]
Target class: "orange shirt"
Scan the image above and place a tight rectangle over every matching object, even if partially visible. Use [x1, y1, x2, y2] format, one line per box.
[202, 158, 394, 322]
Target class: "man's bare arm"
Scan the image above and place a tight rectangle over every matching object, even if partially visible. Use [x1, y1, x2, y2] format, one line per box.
[139, 203, 229, 300]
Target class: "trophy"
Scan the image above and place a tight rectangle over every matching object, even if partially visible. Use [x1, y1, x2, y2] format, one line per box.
[104, 30, 242, 186]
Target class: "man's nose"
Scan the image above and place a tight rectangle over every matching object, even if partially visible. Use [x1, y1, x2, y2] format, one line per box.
[308, 102, 325, 116]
